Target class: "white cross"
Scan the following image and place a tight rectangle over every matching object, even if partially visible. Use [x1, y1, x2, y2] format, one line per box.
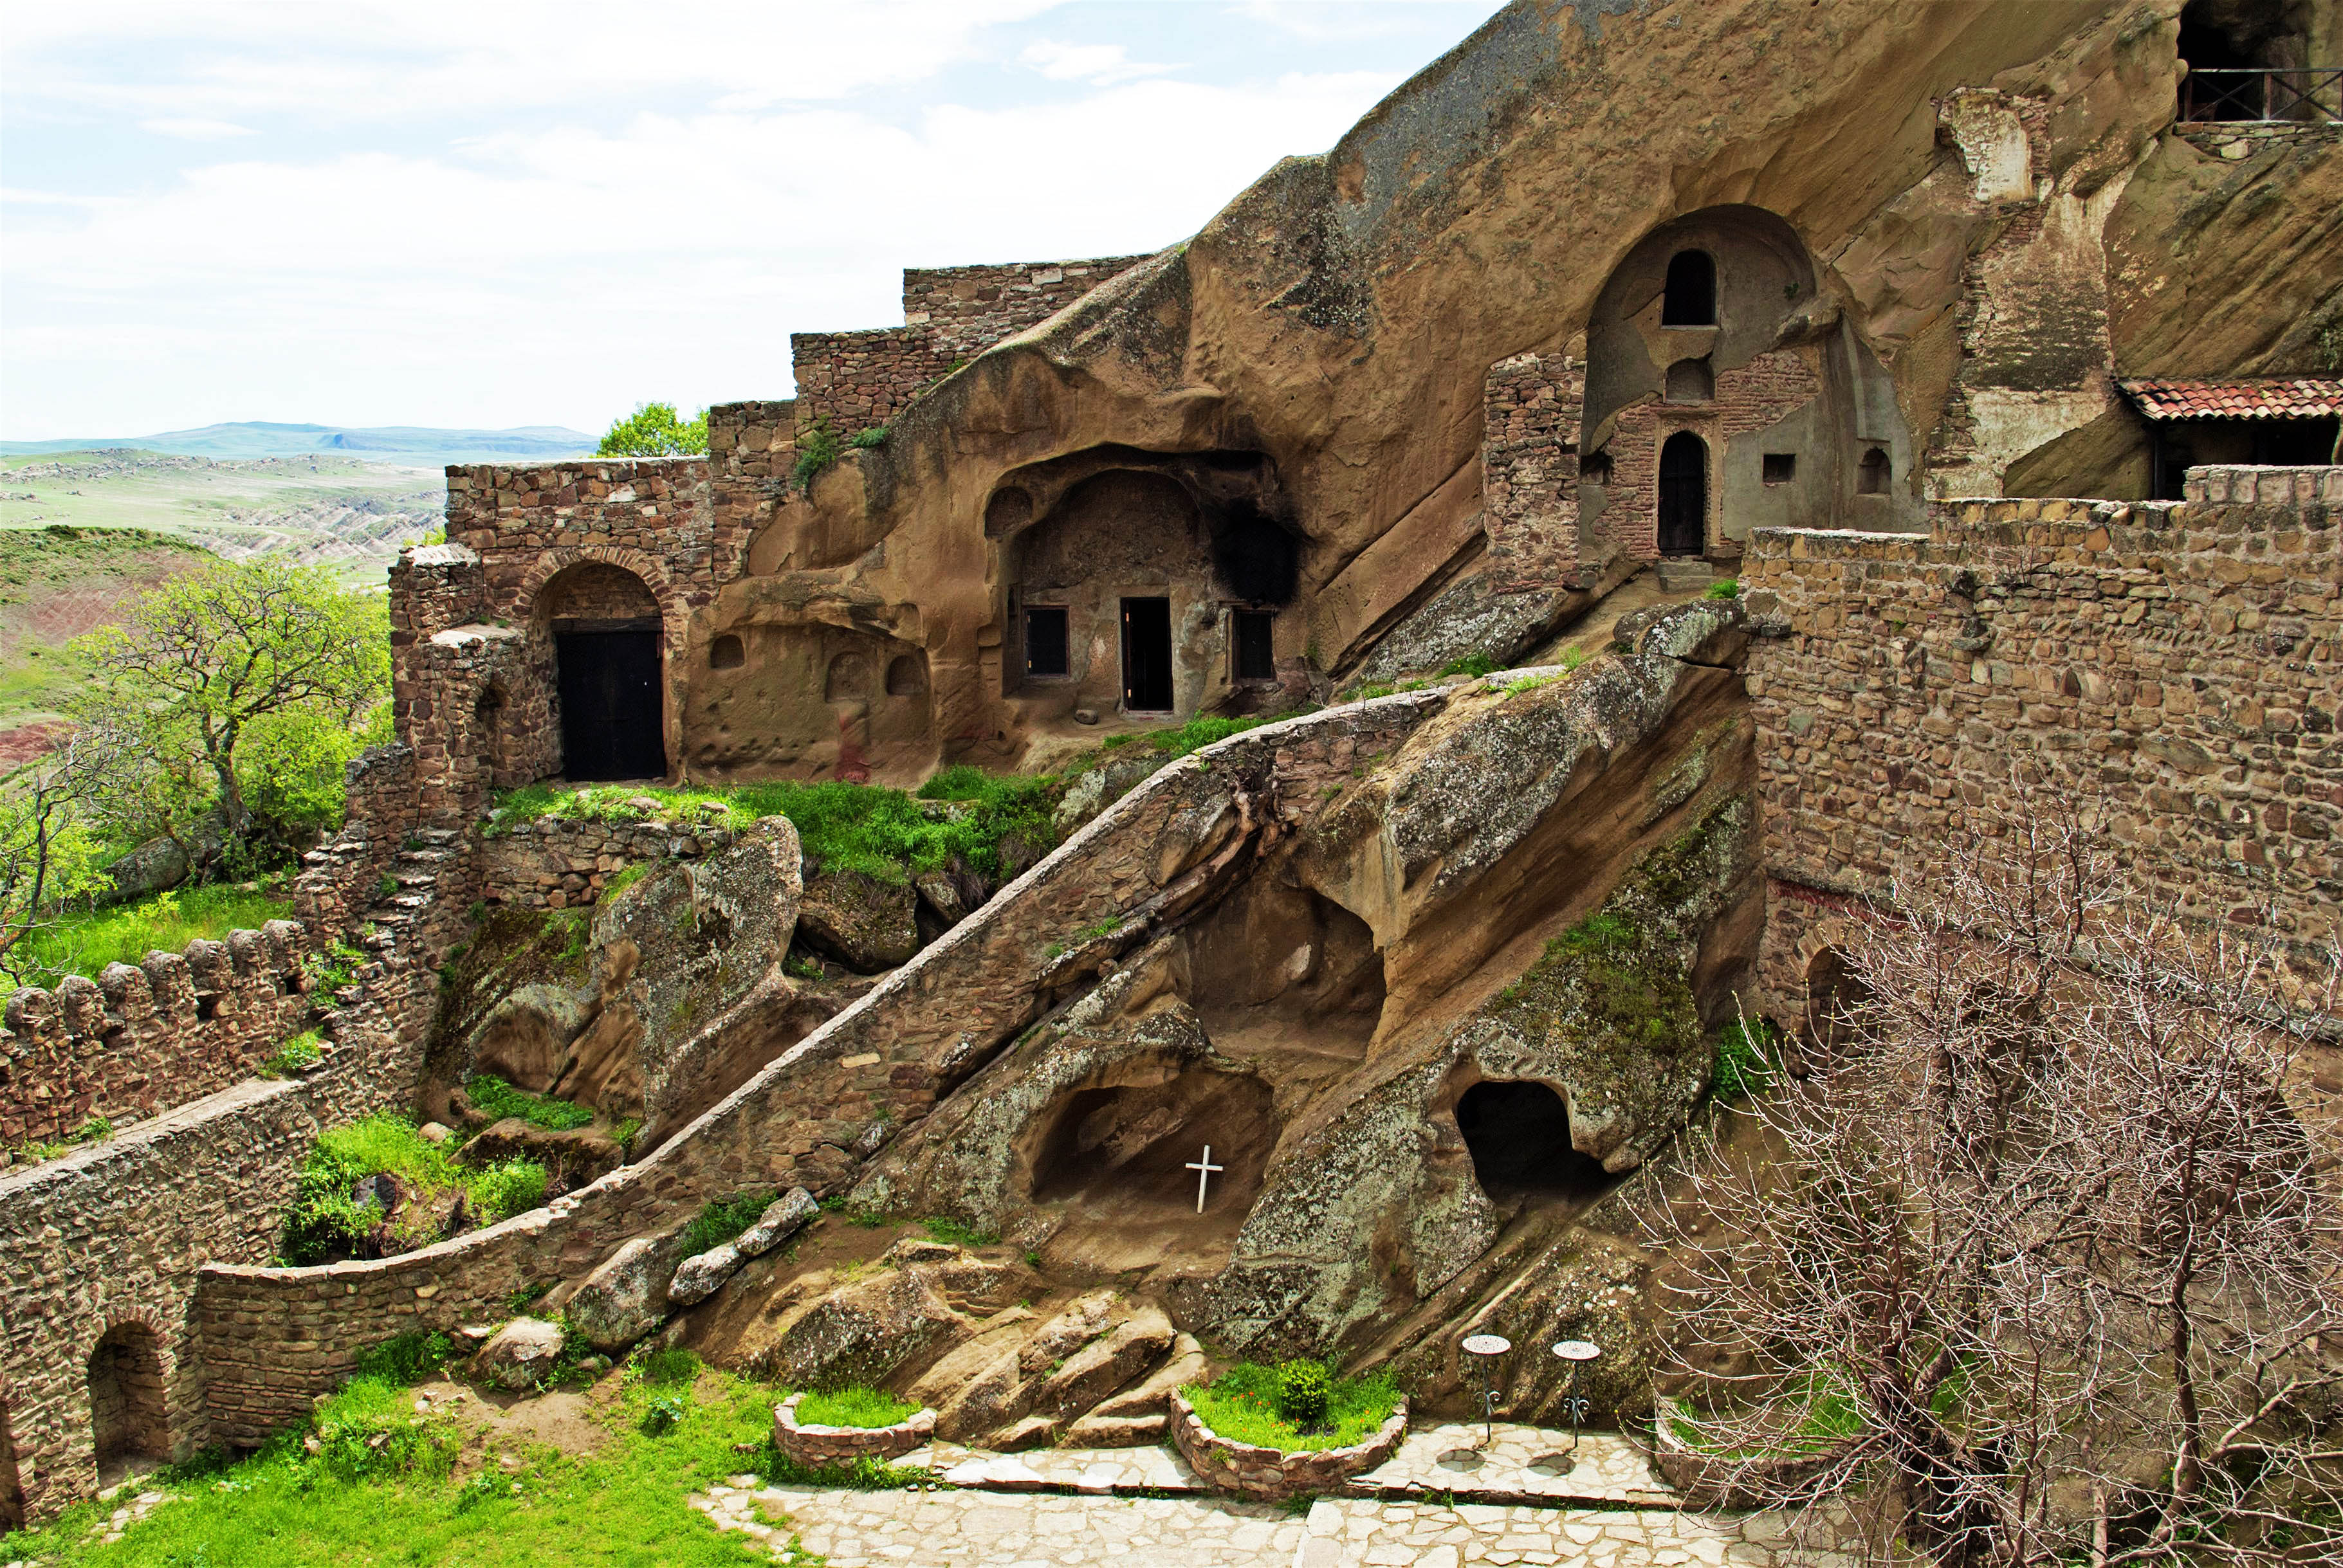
[1185, 1145, 1224, 1214]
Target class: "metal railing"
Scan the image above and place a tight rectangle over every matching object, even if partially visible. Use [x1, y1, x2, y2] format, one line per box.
[2181, 66, 2343, 123]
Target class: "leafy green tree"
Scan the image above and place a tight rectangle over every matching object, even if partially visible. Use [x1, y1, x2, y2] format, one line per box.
[0, 731, 111, 981]
[596, 401, 708, 457]
[70, 560, 389, 863]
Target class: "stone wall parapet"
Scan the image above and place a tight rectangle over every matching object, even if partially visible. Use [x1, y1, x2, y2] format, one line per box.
[478, 817, 733, 910]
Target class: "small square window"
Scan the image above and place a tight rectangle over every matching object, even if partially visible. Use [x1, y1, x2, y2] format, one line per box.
[1761, 453, 1797, 484]
[1234, 610, 1276, 682]
[1024, 605, 1069, 679]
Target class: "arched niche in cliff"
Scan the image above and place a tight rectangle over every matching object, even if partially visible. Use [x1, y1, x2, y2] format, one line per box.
[536, 560, 667, 782]
[1181, 875, 1386, 1062]
[1453, 1080, 1610, 1202]
[686, 624, 934, 781]
[1805, 946, 1872, 1056]
[86, 1324, 169, 1474]
[1578, 204, 1918, 558]
[1016, 1055, 1279, 1271]
[985, 445, 1300, 721]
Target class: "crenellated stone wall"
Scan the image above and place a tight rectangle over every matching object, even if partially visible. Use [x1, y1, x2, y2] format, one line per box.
[1744, 464, 2343, 1022]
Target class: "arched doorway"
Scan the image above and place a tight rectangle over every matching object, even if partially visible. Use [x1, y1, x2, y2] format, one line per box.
[87, 1324, 169, 1479]
[1657, 432, 1708, 556]
[540, 561, 666, 781]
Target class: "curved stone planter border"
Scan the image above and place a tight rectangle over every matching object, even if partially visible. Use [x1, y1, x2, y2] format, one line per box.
[1649, 1395, 1845, 1508]
[1170, 1389, 1408, 1502]
[772, 1394, 935, 1468]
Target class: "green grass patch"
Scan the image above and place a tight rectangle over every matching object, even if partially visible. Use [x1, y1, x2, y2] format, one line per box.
[489, 772, 1059, 887]
[793, 1385, 918, 1428]
[465, 1073, 596, 1131]
[1184, 1362, 1401, 1452]
[0, 1360, 794, 1566]
[1711, 1017, 1778, 1103]
[18, 884, 292, 985]
[279, 1115, 547, 1265]
[919, 1215, 998, 1248]
[1437, 653, 1498, 678]
[678, 1188, 778, 1258]
[1704, 578, 1740, 600]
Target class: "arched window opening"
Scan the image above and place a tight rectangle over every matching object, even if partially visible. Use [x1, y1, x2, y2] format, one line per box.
[1665, 357, 1714, 404]
[87, 1324, 169, 1476]
[1455, 1080, 1610, 1201]
[885, 654, 927, 696]
[1661, 250, 1716, 326]
[1657, 432, 1708, 557]
[1858, 447, 1891, 495]
[709, 634, 745, 670]
[825, 652, 871, 703]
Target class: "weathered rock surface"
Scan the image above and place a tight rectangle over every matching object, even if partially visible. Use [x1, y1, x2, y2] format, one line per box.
[472, 1317, 565, 1390]
[1049, 749, 1172, 837]
[798, 869, 918, 973]
[567, 1230, 693, 1351]
[1355, 573, 1576, 684]
[667, 1187, 819, 1306]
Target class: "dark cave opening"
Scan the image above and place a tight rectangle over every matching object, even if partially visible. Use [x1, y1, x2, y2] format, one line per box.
[1455, 1080, 1610, 1199]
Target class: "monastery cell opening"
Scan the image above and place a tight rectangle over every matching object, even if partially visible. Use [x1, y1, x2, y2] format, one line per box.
[1454, 1080, 1610, 1201]
[86, 1324, 168, 1473]
[540, 561, 666, 781]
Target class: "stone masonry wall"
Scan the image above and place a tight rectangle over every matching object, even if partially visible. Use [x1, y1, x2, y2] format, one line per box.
[1599, 350, 1821, 560]
[789, 255, 1152, 437]
[0, 824, 462, 1522]
[1744, 464, 2343, 1023]
[190, 694, 1446, 1444]
[477, 817, 734, 911]
[1482, 352, 1585, 590]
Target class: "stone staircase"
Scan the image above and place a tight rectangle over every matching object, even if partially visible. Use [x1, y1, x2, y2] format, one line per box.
[1651, 558, 1718, 593]
[354, 828, 466, 967]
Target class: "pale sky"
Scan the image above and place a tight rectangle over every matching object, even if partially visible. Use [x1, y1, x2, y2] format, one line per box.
[0, 0, 1508, 441]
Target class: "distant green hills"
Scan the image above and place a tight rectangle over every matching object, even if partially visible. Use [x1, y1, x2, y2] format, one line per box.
[0, 420, 594, 466]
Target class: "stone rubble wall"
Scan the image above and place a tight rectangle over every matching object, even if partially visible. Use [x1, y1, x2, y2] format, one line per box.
[1745, 464, 2343, 1022]
[1598, 350, 1821, 561]
[0, 832, 459, 1523]
[771, 1394, 933, 1466]
[441, 459, 736, 626]
[1482, 352, 1586, 590]
[477, 817, 735, 911]
[189, 694, 1446, 1445]
[900, 257, 1155, 359]
[1168, 1392, 1409, 1502]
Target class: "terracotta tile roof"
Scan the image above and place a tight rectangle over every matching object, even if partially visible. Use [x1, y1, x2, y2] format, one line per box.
[2117, 378, 2343, 421]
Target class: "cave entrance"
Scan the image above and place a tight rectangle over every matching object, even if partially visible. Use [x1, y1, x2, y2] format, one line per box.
[1022, 1064, 1276, 1270]
[1121, 596, 1173, 712]
[1657, 432, 1708, 557]
[1455, 1080, 1609, 1201]
[556, 628, 665, 780]
[87, 1324, 169, 1478]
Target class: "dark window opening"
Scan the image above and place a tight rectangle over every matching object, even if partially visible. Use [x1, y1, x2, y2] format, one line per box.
[556, 626, 665, 781]
[1208, 498, 1299, 605]
[1806, 947, 1873, 1057]
[709, 634, 745, 670]
[1657, 431, 1708, 557]
[1121, 596, 1174, 712]
[1661, 250, 1716, 326]
[1581, 448, 1614, 484]
[1024, 605, 1070, 679]
[2254, 417, 2340, 465]
[1234, 610, 1276, 682]
[1858, 447, 1890, 495]
[1762, 452, 1797, 484]
[2177, 1, 2288, 120]
[1454, 1080, 1609, 1199]
[886, 653, 927, 695]
[1665, 357, 1714, 404]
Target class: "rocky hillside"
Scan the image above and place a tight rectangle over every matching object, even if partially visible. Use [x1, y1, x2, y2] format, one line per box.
[0, 524, 218, 754]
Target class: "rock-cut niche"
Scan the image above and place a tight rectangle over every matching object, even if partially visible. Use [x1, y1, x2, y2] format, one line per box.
[86, 1324, 169, 1474]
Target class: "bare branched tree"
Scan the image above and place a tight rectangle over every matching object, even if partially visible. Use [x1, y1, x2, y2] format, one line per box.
[1649, 805, 2343, 1567]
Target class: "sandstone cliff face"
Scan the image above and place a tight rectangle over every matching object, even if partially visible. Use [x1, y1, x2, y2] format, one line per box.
[690, 1, 2340, 776]
[822, 603, 1761, 1423]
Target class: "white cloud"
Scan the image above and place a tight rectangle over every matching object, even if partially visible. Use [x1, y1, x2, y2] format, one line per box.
[136, 116, 256, 140]
[1018, 40, 1177, 86]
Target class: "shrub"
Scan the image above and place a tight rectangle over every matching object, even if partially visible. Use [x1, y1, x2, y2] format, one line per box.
[846, 425, 888, 450]
[306, 1376, 459, 1484]
[679, 1188, 777, 1257]
[1186, 1362, 1401, 1452]
[464, 1072, 594, 1131]
[1712, 1017, 1778, 1103]
[791, 419, 843, 491]
[1276, 1360, 1332, 1432]
[1437, 653, 1498, 678]
[640, 1391, 687, 1434]
[352, 1329, 454, 1385]
[1704, 578, 1740, 600]
[628, 1346, 702, 1387]
[260, 1028, 323, 1077]
[467, 1158, 548, 1223]
[303, 938, 365, 992]
[77, 1113, 114, 1142]
[921, 1215, 998, 1248]
[279, 1114, 549, 1263]
[794, 1386, 919, 1428]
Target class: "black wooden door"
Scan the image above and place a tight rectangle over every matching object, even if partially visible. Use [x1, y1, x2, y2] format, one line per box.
[1657, 432, 1707, 557]
[556, 629, 665, 779]
[1121, 597, 1173, 712]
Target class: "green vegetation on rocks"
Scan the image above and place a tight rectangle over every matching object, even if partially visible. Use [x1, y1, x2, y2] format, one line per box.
[678, 1187, 779, 1257]
[1185, 1362, 1401, 1452]
[279, 1115, 547, 1265]
[17, 882, 291, 986]
[465, 1071, 596, 1131]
